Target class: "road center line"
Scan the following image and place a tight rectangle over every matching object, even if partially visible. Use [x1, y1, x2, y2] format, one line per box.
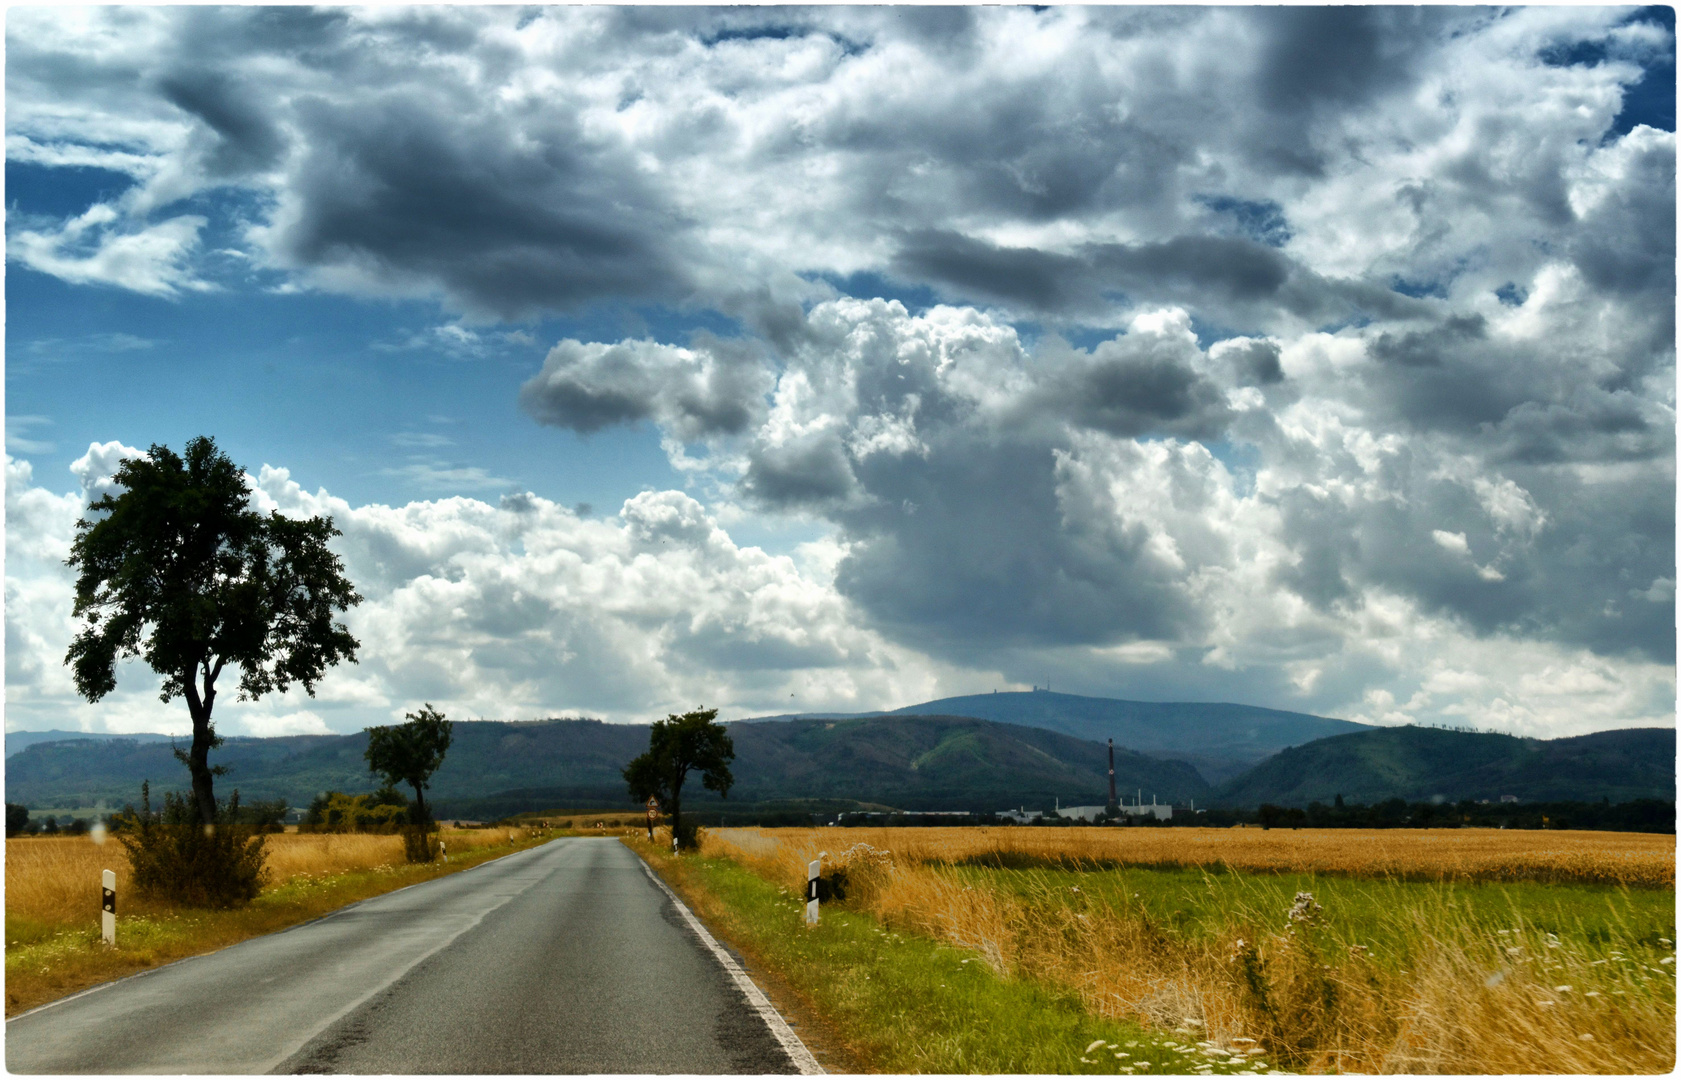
[257, 839, 569, 1073]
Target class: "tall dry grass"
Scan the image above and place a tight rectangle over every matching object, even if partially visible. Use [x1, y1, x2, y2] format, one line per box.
[6, 827, 534, 926]
[701, 827, 1676, 1074]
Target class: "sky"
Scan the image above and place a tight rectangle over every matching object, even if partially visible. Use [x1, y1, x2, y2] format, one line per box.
[4, 5, 1675, 741]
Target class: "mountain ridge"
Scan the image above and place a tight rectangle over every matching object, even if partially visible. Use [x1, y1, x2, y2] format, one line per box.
[1212, 725, 1676, 807]
[748, 689, 1367, 782]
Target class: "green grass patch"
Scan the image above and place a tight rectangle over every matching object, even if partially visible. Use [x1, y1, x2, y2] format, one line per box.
[634, 840, 1275, 1075]
[961, 863, 1676, 971]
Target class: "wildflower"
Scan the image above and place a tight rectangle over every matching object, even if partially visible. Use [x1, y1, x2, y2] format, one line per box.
[1555, 985, 1572, 992]
[1661, 957, 1675, 965]
[1086, 1041, 1107, 1054]
[1286, 891, 1323, 925]
[1578, 1033, 1594, 1042]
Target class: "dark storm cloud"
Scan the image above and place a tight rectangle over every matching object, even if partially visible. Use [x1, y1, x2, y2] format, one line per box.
[1254, 7, 1428, 113]
[741, 432, 858, 507]
[1356, 310, 1672, 465]
[156, 70, 288, 177]
[891, 230, 1090, 311]
[271, 94, 689, 318]
[832, 434, 1197, 656]
[894, 230, 1299, 318]
[1047, 339, 1233, 441]
[519, 337, 771, 439]
[1221, 338, 1285, 386]
[1265, 444, 1676, 665]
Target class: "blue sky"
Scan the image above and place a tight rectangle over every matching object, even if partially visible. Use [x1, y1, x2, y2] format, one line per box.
[5, 6, 1674, 739]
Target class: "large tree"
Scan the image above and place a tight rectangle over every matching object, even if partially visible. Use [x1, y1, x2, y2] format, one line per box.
[623, 707, 734, 850]
[66, 436, 361, 825]
[364, 703, 453, 827]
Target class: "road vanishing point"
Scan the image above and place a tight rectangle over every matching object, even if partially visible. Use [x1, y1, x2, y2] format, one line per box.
[6, 838, 820, 1074]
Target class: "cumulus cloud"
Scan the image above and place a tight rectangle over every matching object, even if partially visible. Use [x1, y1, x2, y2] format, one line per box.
[520, 336, 773, 440]
[5, 8, 1673, 738]
[3, 446, 965, 734]
[7, 7, 1668, 325]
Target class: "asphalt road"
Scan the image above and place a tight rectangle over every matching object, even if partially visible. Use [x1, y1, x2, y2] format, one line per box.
[7, 838, 816, 1074]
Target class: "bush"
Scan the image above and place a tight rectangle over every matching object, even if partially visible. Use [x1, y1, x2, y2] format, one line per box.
[115, 782, 269, 908]
[401, 824, 439, 863]
[5, 803, 27, 837]
[302, 790, 409, 832]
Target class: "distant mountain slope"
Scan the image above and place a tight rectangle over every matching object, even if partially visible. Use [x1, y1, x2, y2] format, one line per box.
[5, 715, 1207, 815]
[4, 730, 178, 759]
[1213, 726, 1677, 807]
[755, 690, 1366, 782]
[728, 715, 1208, 809]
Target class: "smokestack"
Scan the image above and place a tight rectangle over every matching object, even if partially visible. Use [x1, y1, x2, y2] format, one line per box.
[1106, 738, 1117, 812]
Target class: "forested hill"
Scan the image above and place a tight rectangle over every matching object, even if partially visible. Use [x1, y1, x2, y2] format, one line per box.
[1213, 725, 1676, 808]
[754, 689, 1366, 782]
[5, 715, 1209, 816]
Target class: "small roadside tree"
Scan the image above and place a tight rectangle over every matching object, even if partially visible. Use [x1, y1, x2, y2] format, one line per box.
[365, 704, 453, 861]
[623, 707, 734, 851]
[65, 436, 361, 826]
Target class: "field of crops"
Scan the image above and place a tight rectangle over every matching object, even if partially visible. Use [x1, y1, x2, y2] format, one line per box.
[700, 826, 1676, 1074]
[712, 824, 1674, 887]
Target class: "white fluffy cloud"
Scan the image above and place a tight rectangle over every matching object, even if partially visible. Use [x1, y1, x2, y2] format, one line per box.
[3, 447, 969, 735]
[5, 8, 1672, 739]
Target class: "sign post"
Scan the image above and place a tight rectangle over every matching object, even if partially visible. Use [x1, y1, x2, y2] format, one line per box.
[805, 857, 822, 925]
[100, 869, 116, 946]
[646, 797, 659, 843]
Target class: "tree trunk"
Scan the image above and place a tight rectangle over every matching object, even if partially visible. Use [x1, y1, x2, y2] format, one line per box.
[410, 783, 428, 827]
[182, 666, 218, 825]
[668, 764, 685, 849]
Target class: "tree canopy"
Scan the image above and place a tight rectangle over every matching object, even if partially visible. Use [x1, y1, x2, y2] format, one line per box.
[65, 436, 361, 824]
[623, 707, 734, 850]
[365, 704, 453, 827]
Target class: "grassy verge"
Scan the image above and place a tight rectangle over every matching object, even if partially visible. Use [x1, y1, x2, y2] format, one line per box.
[5, 828, 558, 1017]
[630, 835, 1271, 1075]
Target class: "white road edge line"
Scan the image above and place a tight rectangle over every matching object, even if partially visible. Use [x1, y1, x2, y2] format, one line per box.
[638, 860, 825, 1075]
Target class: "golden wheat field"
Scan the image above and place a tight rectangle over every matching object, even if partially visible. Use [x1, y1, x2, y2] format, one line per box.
[707, 824, 1674, 887]
[699, 827, 1676, 1074]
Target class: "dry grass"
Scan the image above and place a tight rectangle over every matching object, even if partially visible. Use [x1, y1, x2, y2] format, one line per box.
[700, 827, 1676, 1074]
[4, 826, 551, 1016]
[6, 827, 539, 925]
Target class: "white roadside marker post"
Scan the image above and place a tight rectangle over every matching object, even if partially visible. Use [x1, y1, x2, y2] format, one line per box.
[100, 869, 116, 946]
[805, 857, 822, 925]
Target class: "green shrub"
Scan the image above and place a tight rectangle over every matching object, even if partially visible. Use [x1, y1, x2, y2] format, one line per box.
[115, 782, 268, 908]
[302, 789, 410, 832]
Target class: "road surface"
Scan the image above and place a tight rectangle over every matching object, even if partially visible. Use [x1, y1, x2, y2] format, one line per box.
[7, 837, 818, 1074]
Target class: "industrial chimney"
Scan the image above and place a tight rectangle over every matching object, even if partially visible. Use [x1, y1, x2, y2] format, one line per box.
[1106, 738, 1118, 813]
